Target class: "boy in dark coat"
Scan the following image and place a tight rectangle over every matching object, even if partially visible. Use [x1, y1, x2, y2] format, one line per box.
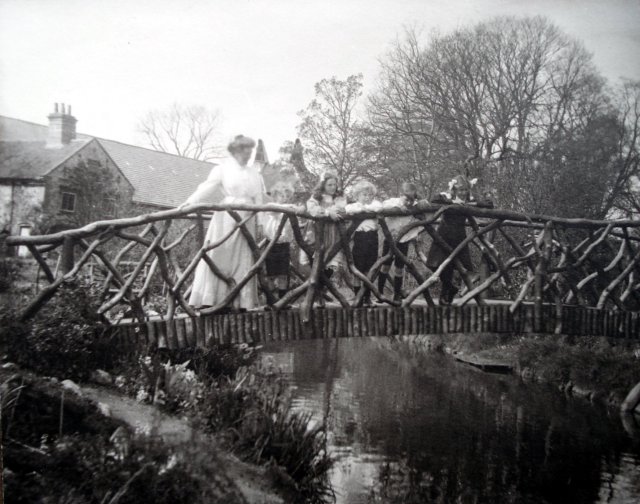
[427, 175, 493, 305]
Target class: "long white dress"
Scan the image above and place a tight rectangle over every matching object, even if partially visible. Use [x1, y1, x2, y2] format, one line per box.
[185, 157, 265, 308]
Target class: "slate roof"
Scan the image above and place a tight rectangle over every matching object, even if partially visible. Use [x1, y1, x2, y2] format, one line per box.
[97, 138, 213, 208]
[0, 139, 92, 179]
[0, 115, 90, 142]
[0, 115, 215, 208]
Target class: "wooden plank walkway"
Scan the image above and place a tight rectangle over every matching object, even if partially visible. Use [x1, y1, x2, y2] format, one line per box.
[110, 304, 640, 350]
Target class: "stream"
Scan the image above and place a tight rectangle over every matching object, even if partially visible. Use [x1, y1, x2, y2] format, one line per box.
[261, 337, 640, 504]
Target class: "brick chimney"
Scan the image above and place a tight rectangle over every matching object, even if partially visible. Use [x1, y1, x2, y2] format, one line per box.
[46, 102, 77, 148]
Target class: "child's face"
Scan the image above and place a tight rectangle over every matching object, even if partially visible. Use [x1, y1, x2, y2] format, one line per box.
[357, 188, 374, 204]
[402, 184, 417, 199]
[324, 178, 338, 196]
[275, 188, 294, 203]
[457, 188, 470, 201]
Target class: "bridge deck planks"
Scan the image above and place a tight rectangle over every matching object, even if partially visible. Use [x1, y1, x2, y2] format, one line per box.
[112, 304, 640, 350]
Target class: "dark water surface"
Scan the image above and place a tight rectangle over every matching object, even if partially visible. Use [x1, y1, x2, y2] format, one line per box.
[261, 337, 640, 504]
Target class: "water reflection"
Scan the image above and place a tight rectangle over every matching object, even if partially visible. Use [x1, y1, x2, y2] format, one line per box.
[261, 338, 640, 504]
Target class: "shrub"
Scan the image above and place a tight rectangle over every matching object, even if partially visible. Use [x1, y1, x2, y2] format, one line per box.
[0, 257, 18, 292]
[113, 344, 259, 414]
[4, 433, 247, 504]
[199, 364, 333, 503]
[112, 346, 332, 502]
[125, 354, 206, 414]
[515, 336, 640, 399]
[162, 344, 259, 381]
[3, 280, 116, 381]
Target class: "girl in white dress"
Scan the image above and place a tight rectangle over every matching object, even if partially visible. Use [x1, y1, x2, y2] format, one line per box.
[180, 135, 265, 310]
[303, 172, 346, 305]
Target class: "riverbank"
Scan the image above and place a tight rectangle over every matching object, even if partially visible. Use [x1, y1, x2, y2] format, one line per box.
[0, 281, 334, 504]
[0, 364, 291, 504]
[394, 332, 640, 410]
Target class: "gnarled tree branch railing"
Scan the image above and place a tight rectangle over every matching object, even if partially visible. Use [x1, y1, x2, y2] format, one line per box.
[6, 203, 640, 342]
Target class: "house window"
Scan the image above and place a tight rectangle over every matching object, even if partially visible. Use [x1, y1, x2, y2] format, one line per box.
[104, 197, 117, 217]
[61, 192, 76, 212]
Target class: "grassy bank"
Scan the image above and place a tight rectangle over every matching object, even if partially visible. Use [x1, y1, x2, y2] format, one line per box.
[405, 332, 640, 408]
[0, 280, 333, 504]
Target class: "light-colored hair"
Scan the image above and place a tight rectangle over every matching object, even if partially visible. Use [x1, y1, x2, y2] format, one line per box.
[352, 180, 377, 198]
[271, 181, 295, 198]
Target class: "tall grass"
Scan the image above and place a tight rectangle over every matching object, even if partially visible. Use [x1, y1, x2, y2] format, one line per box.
[120, 350, 334, 502]
[197, 364, 334, 503]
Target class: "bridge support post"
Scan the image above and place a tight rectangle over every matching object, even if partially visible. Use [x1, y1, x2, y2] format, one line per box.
[302, 221, 325, 335]
[534, 223, 552, 333]
[60, 236, 76, 275]
[196, 212, 205, 247]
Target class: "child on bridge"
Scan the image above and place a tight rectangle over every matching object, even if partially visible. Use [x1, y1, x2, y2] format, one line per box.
[345, 180, 382, 306]
[261, 181, 299, 304]
[303, 171, 347, 306]
[427, 175, 493, 305]
[379, 182, 426, 302]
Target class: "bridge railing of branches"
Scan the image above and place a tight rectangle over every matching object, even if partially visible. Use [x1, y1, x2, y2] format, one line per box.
[6, 203, 640, 333]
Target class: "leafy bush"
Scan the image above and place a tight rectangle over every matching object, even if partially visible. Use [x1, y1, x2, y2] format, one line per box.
[113, 344, 259, 413]
[4, 433, 247, 504]
[2, 281, 116, 381]
[119, 351, 333, 502]
[124, 354, 206, 414]
[0, 257, 18, 292]
[198, 363, 333, 503]
[162, 344, 259, 381]
[515, 335, 640, 400]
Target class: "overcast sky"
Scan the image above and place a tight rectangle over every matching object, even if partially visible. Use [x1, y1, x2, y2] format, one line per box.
[1, 0, 639, 160]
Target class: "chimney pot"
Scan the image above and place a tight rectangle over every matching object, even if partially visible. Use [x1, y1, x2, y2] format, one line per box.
[46, 102, 77, 148]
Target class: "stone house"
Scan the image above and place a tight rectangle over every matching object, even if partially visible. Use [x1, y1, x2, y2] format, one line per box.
[0, 104, 215, 256]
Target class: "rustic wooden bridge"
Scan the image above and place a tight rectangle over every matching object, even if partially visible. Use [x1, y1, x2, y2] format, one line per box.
[7, 202, 640, 347]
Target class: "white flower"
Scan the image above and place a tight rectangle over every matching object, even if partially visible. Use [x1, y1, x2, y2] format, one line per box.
[136, 388, 150, 402]
[159, 453, 179, 475]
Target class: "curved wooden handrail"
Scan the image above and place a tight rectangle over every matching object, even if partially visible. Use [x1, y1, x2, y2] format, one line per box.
[6, 202, 640, 327]
[7, 203, 640, 246]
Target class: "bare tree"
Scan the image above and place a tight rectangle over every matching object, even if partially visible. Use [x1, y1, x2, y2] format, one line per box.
[366, 18, 633, 217]
[138, 103, 223, 161]
[607, 81, 640, 218]
[297, 74, 370, 189]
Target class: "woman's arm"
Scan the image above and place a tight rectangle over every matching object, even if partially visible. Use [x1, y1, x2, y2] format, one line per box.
[180, 166, 223, 208]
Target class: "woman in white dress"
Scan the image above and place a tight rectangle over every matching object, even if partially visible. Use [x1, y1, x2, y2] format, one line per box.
[180, 135, 265, 310]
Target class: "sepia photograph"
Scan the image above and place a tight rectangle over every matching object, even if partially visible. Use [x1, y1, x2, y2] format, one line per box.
[1, 0, 640, 502]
